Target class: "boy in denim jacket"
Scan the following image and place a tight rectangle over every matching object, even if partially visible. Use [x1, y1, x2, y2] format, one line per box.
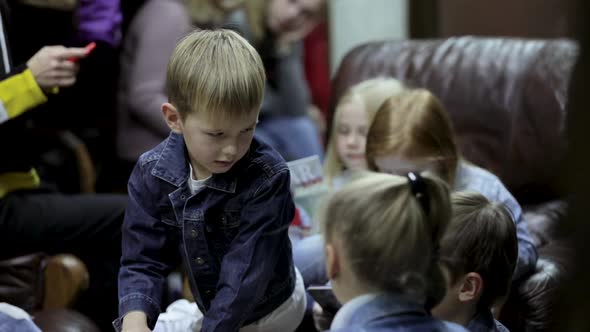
[433, 191, 517, 332]
[116, 29, 305, 332]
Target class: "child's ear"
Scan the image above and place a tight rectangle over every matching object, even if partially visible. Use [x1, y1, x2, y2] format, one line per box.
[162, 102, 183, 133]
[458, 272, 483, 303]
[325, 243, 340, 280]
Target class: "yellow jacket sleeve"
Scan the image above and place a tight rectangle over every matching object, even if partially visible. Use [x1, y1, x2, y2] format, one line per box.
[0, 66, 47, 124]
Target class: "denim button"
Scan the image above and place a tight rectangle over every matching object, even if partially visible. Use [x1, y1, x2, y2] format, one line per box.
[190, 229, 198, 238]
[180, 195, 186, 200]
[205, 290, 212, 296]
[195, 257, 205, 265]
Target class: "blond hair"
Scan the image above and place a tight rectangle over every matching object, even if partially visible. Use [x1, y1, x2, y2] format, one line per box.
[440, 191, 518, 308]
[322, 171, 451, 300]
[366, 89, 459, 184]
[165, 29, 266, 120]
[324, 78, 406, 185]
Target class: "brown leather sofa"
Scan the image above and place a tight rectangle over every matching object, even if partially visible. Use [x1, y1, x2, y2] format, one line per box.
[330, 37, 577, 332]
[0, 253, 100, 332]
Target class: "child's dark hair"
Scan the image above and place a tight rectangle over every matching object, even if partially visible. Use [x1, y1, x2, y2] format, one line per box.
[440, 191, 518, 309]
[322, 171, 451, 302]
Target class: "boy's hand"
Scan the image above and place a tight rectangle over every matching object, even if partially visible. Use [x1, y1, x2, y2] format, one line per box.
[26, 46, 88, 90]
[121, 311, 151, 332]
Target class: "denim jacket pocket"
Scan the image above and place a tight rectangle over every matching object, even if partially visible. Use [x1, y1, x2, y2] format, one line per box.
[208, 210, 241, 263]
[218, 210, 241, 229]
[159, 206, 180, 228]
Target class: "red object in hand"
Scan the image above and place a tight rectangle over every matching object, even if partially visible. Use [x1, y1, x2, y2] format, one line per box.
[67, 42, 96, 62]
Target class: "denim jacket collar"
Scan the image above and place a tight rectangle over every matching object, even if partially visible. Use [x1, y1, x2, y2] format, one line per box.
[339, 292, 427, 328]
[150, 132, 238, 193]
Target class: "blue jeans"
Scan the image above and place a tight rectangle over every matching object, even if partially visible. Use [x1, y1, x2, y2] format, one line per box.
[255, 115, 324, 161]
[293, 234, 328, 287]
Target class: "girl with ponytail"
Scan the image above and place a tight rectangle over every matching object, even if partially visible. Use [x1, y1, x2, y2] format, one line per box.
[321, 171, 468, 332]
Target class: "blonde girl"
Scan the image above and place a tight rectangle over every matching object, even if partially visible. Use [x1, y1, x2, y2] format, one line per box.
[293, 78, 405, 288]
[322, 171, 467, 332]
[323, 78, 406, 187]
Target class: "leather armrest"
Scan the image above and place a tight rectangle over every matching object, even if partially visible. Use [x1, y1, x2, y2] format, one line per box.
[0, 253, 90, 313]
[522, 200, 567, 248]
[42, 254, 89, 310]
[499, 241, 571, 331]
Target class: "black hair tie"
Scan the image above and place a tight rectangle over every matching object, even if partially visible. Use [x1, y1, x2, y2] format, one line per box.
[406, 172, 430, 216]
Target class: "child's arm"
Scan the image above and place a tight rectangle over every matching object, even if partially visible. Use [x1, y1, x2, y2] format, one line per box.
[496, 183, 539, 280]
[114, 163, 181, 331]
[201, 168, 295, 332]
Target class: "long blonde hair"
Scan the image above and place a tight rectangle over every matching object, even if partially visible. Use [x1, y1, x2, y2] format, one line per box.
[322, 171, 451, 300]
[324, 78, 406, 185]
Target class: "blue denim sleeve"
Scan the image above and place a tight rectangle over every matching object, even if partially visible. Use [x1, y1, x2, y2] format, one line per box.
[496, 182, 539, 280]
[201, 168, 295, 332]
[115, 164, 179, 330]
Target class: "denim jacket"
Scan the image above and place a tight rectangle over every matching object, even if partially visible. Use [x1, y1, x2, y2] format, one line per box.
[115, 133, 296, 332]
[329, 293, 469, 332]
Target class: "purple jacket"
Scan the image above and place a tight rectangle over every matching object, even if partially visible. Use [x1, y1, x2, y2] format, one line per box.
[76, 0, 122, 47]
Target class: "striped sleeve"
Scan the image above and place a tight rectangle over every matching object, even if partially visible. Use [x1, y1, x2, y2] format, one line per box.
[0, 65, 47, 124]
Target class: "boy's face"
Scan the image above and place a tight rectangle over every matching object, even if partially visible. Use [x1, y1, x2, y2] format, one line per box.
[163, 103, 258, 179]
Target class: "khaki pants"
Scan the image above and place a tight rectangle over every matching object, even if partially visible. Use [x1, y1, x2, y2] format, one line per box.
[154, 268, 306, 332]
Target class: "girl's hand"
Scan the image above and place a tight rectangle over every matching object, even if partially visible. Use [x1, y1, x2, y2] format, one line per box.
[312, 301, 334, 331]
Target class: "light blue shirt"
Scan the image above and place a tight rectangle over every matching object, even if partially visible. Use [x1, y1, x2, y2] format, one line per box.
[0, 303, 41, 332]
[454, 162, 538, 280]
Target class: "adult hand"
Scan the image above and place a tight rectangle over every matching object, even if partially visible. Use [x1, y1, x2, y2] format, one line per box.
[26, 46, 88, 90]
[275, 23, 316, 55]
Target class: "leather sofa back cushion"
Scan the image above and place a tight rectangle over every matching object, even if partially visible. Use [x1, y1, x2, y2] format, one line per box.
[331, 37, 577, 204]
